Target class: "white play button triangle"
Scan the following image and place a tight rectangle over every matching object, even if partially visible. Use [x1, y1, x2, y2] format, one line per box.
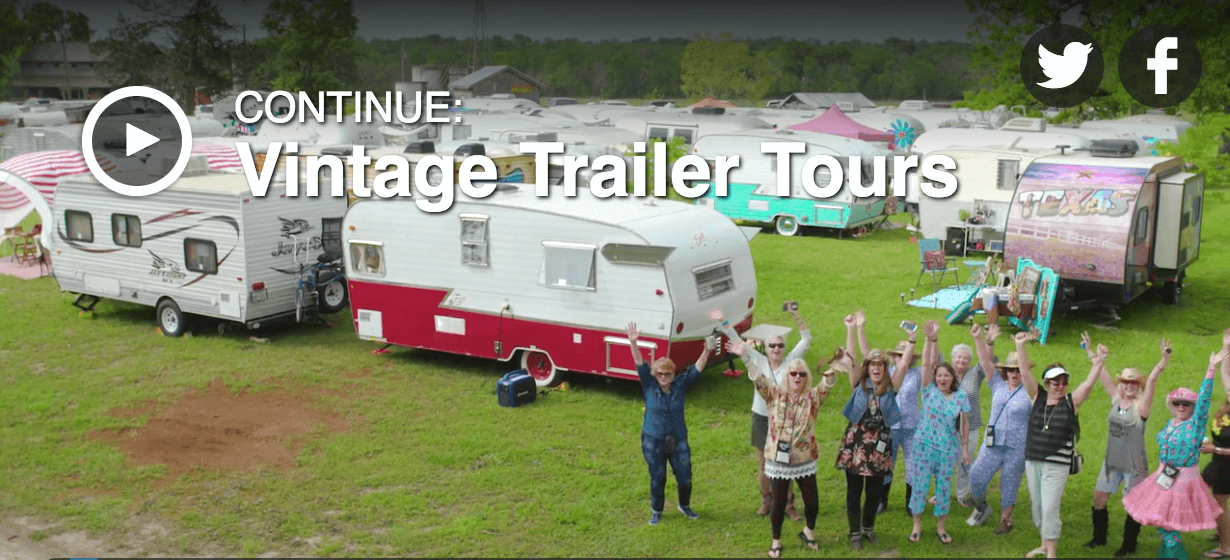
[125, 123, 159, 156]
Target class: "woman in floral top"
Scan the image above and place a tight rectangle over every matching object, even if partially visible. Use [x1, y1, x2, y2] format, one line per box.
[728, 339, 847, 558]
[907, 320, 970, 545]
[836, 312, 909, 550]
[1123, 347, 1230, 560]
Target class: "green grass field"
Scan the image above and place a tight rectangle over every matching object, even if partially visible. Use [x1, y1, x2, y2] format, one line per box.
[2, 191, 1229, 557]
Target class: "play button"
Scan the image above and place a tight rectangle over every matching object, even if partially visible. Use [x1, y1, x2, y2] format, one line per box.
[82, 86, 193, 197]
[125, 123, 160, 156]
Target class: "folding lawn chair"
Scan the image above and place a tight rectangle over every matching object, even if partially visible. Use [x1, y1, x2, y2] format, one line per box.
[915, 238, 960, 288]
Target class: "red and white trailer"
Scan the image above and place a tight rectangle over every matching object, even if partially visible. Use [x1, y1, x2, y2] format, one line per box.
[343, 185, 758, 386]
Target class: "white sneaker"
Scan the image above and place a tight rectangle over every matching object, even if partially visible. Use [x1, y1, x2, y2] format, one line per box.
[966, 509, 980, 526]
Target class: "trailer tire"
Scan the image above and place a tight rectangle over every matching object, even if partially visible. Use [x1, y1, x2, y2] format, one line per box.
[1161, 272, 1184, 305]
[318, 278, 349, 314]
[775, 216, 800, 237]
[521, 350, 559, 388]
[156, 299, 187, 337]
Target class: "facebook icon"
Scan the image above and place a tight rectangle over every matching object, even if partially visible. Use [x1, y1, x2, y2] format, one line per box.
[1147, 37, 1179, 95]
[1119, 24, 1201, 108]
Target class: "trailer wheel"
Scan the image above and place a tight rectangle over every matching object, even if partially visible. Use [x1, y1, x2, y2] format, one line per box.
[156, 299, 186, 337]
[1161, 272, 1184, 305]
[318, 278, 349, 314]
[521, 350, 558, 387]
[775, 216, 799, 237]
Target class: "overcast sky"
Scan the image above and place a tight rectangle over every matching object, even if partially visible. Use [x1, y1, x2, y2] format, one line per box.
[44, 0, 979, 43]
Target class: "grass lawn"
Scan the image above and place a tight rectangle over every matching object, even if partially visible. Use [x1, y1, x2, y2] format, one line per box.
[1, 190, 1228, 557]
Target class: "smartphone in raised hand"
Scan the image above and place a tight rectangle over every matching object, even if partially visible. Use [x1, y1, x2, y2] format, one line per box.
[900, 320, 918, 333]
[782, 301, 799, 312]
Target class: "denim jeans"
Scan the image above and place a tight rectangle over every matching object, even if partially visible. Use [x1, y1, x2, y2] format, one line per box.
[642, 431, 692, 511]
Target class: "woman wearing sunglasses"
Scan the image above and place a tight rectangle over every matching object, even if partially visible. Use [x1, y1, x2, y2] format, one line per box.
[1018, 331, 1103, 559]
[1079, 333, 1170, 557]
[626, 321, 713, 526]
[728, 338, 848, 558]
[1123, 347, 1230, 560]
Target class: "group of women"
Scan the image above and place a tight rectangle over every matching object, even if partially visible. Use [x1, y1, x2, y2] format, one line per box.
[627, 311, 1230, 559]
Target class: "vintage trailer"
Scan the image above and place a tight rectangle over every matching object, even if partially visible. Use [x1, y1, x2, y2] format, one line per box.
[1003, 151, 1202, 308]
[692, 129, 889, 236]
[343, 186, 759, 387]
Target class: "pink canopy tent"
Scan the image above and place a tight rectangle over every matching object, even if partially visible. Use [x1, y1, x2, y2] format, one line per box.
[687, 97, 737, 109]
[787, 105, 895, 144]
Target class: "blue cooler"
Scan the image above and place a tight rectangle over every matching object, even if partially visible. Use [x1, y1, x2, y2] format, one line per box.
[498, 370, 537, 407]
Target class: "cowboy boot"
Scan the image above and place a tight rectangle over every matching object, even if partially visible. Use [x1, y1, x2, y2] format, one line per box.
[784, 491, 802, 522]
[1084, 507, 1108, 548]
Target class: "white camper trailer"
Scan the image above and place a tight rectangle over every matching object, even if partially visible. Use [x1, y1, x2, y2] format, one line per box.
[918, 146, 1059, 250]
[343, 187, 759, 387]
[51, 166, 349, 336]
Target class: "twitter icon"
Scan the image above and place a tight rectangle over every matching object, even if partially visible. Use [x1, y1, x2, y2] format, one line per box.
[1021, 24, 1103, 108]
[1037, 42, 1093, 89]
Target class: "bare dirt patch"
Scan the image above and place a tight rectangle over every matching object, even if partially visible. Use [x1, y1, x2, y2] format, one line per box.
[90, 378, 350, 478]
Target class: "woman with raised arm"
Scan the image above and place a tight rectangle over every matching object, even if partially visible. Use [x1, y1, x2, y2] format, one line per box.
[1123, 347, 1229, 560]
[952, 323, 991, 508]
[1020, 331, 1104, 559]
[906, 320, 970, 545]
[716, 305, 811, 520]
[1201, 329, 1230, 560]
[626, 321, 712, 526]
[1081, 332, 1169, 557]
[836, 312, 909, 550]
[966, 324, 1033, 535]
[728, 339, 847, 558]
[853, 310, 923, 515]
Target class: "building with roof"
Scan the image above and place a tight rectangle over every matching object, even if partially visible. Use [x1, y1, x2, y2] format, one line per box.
[449, 66, 547, 103]
[778, 92, 876, 111]
[8, 42, 116, 101]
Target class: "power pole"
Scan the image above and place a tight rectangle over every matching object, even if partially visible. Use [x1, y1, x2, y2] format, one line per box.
[469, 0, 488, 74]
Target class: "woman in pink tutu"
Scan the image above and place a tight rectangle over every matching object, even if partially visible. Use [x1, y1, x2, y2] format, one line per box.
[1123, 348, 1230, 559]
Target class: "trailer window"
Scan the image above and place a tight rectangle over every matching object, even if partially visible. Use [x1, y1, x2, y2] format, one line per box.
[349, 242, 385, 276]
[648, 127, 668, 142]
[542, 242, 596, 291]
[694, 260, 734, 300]
[65, 210, 93, 242]
[183, 239, 217, 274]
[996, 159, 1019, 191]
[111, 214, 141, 247]
[673, 128, 694, 145]
[460, 214, 489, 267]
[1133, 207, 1150, 246]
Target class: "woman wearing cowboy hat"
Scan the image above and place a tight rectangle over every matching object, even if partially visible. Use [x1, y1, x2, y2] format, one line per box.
[1199, 329, 1230, 559]
[1019, 331, 1106, 559]
[1123, 347, 1230, 560]
[1080, 332, 1170, 557]
[966, 324, 1033, 534]
[836, 312, 909, 550]
[850, 310, 922, 515]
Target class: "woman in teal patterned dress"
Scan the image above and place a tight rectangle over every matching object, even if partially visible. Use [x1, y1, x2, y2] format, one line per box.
[1123, 348, 1230, 559]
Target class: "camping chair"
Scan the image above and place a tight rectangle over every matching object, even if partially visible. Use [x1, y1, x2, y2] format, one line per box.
[14, 225, 41, 267]
[916, 238, 960, 288]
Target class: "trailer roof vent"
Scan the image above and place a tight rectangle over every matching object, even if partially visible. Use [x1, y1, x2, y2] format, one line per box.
[404, 141, 435, 154]
[1090, 139, 1139, 158]
[692, 107, 725, 115]
[535, 132, 558, 142]
[454, 143, 486, 157]
[320, 145, 352, 157]
[181, 155, 210, 177]
[1000, 117, 1047, 132]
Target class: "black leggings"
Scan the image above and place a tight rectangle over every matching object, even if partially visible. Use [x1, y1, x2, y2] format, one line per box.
[771, 475, 819, 539]
[845, 471, 885, 534]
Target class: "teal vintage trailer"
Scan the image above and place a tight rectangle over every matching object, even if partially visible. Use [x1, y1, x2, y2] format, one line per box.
[693, 129, 889, 236]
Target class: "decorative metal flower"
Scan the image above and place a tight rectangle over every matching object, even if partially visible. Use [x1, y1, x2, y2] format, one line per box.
[889, 119, 916, 149]
[1143, 136, 1160, 157]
